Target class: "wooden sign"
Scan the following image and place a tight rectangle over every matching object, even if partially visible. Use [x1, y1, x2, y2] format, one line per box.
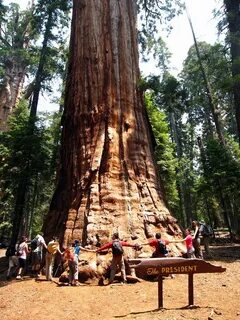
[129, 257, 226, 308]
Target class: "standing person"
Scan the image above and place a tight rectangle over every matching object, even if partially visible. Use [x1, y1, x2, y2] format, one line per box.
[96, 232, 137, 285]
[63, 246, 79, 286]
[6, 244, 18, 280]
[192, 221, 203, 259]
[31, 234, 48, 278]
[173, 228, 196, 258]
[199, 221, 212, 258]
[73, 239, 81, 257]
[141, 232, 169, 258]
[45, 236, 63, 281]
[16, 236, 29, 280]
[63, 240, 95, 285]
[72, 239, 94, 259]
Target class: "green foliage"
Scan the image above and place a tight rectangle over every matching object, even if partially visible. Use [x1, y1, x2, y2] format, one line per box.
[145, 92, 179, 215]
[0, 100, 61, 239]
[137, 0, 184, 60]
[180, 42, 233, 135]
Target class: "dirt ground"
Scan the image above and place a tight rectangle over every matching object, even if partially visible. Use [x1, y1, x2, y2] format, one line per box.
[0, 244, 240, 320]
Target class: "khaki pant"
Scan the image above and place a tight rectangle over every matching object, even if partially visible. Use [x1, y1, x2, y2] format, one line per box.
[109, 254, 126, 283]
[202, 236, 211, 256]
[193, 238, 203, 259]
[45, 252, 55, 281]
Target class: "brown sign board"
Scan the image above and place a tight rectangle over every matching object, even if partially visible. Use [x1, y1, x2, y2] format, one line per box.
[129, 257, 226, 308]
[129, 257, 226, 276]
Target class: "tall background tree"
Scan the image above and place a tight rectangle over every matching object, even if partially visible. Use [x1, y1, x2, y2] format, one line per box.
[224, 0, 240, 145]
[0, 2, 34, 131]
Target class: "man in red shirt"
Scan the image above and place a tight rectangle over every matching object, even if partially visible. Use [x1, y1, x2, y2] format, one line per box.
[143, 232, 170, 258]
[96, 232, 137, 284]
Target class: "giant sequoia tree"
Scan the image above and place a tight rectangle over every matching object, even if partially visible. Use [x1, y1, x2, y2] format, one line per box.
[43, 0, 182, 253]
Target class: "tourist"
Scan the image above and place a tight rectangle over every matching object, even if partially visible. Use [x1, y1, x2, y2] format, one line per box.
[172, 228, 195, 258]
[199, 221, 213, 258]
[16, 236, 29, 280]
[192, 221, 203, 259]
[96, 232, 137, 285]
[141, 232, 170, 258]
[31, 234, 48, 278]
[63, 246, 79, 286]
[45, 236, 63, 281]
[6, 244, 18, 280]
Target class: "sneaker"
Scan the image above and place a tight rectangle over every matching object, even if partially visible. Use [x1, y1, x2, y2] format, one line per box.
[16, 275, 22, 280]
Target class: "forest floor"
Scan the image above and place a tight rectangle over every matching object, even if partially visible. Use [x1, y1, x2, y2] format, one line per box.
[0, 242, 240, 320]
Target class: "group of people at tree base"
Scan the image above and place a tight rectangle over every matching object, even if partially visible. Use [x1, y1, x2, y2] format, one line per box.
[6, 234, 58, 280]
[5, 220, 212, 285]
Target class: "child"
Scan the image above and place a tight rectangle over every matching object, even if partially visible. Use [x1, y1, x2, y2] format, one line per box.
[64, 247, 79, 286]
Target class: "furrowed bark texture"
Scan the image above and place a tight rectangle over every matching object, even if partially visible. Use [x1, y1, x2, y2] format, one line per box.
[43, 0, 181, 253]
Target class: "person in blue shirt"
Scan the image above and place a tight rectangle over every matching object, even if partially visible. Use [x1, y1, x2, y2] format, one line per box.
[72, 239, 94, 260]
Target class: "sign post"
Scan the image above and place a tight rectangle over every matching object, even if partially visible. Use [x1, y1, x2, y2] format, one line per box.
[129, 257, 226, 308]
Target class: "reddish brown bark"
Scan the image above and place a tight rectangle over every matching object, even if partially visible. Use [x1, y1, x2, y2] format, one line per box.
[43, 0, 182, 255]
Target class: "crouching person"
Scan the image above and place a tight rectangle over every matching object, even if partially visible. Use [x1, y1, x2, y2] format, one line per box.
[6, 244, 19, 280]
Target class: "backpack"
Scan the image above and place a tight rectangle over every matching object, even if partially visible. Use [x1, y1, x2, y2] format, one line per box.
[200, 224, 213, 236]
[112, 240, 124, 255]
[30, 238, 38, 250]
[47, 241, 59, 254]
[157, 240, 168, 256]
[5, 246, 16, 257]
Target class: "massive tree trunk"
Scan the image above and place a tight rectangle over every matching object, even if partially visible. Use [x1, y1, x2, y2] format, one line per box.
[43, 0, 181, 253]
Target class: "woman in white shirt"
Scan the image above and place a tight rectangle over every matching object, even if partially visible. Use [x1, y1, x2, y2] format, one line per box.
[16, 236, 29, 280]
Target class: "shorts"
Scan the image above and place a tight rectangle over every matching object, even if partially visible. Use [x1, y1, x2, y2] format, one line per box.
[32, 251, 42, 265]
[19, 258, 27, 268]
